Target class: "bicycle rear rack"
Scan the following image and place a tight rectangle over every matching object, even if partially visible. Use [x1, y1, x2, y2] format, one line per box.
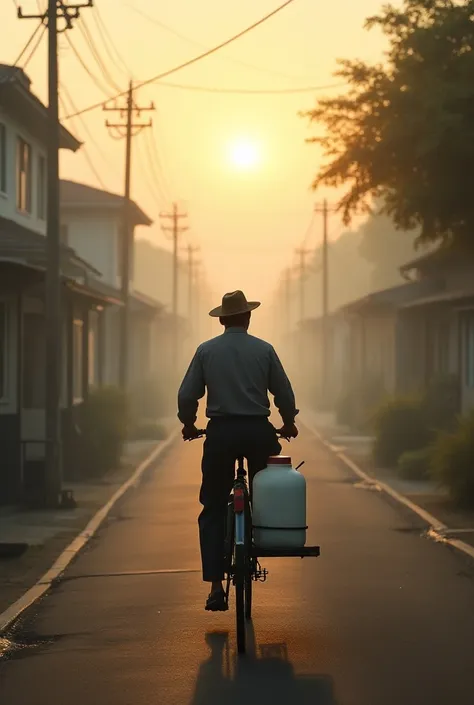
[251, 545, 320, 559]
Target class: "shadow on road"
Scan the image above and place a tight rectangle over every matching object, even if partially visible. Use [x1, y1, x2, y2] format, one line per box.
[190, 625, 337, 705]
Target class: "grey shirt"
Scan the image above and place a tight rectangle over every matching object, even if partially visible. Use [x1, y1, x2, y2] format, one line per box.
[178, 328, 298, 425]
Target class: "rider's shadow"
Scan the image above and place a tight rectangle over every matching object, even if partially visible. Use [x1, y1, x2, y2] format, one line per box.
[190, 628, 337, 705]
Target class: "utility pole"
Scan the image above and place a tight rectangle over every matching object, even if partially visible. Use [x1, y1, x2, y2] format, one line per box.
[282, 267, 291, 335]
[185, 244, 200, 329]
[160, 203, 188, 375]
[104, 83, 154, 390]
[192, 262, 202, 344]
[18, 0, 93, 507]
[314, 199, 336, 406]
[294, 247, 313, 323]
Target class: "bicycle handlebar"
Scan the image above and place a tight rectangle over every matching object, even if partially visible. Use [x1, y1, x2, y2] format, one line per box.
[186, 429, 294, 441]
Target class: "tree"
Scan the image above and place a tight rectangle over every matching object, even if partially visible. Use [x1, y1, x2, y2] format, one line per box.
[357, 211, 418, 289]
[303, 0, 474, 249]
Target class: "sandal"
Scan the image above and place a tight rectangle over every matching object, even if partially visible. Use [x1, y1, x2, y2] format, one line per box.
[205, 589, 228, 612]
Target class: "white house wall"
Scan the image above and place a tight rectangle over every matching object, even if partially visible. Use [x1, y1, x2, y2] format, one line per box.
[63, 213, 119, 287]
[0, 108, 47, 235]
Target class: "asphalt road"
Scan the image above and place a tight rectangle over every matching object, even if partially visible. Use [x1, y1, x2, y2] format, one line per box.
[1, 426, 474, 705]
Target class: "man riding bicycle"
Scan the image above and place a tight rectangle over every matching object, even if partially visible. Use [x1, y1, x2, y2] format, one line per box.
[177, 290, 299, 612]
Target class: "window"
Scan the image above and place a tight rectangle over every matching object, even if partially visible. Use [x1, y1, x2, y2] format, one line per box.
[37, 154, 46, 220]
[0, 123, 6, 194]
[0, 302, 7, 400]
[73, 319, 83, 402]
[464, 313, 474, 388]
[16, 137, 32, 213]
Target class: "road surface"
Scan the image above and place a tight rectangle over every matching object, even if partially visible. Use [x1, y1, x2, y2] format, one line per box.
[1, 427, 474, 704]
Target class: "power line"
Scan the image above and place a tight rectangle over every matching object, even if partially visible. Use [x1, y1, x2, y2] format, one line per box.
[63, 0, 300, 120]
[60, 81, 114, 170]
[128, 4, 311, 82]
[151, 80, 344, 96]
[91, 4, 133, 79]
[64, 30, 115, 98]
[77, 14, 122, 93]
[144, 128, 173, 203]
[58, 89, 109, 191]
[136, 135, 169, 207]
[13, 20, 43, 66]
[21, 22, 46, 69]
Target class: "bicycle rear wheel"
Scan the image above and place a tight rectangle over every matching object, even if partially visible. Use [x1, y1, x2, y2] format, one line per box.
[235, 543, 246, 653]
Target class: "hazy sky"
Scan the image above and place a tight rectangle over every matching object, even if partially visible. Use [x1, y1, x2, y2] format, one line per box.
[3, 0, 400, 309]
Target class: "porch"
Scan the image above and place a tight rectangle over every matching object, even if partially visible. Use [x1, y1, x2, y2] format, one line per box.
[0, 255, 121, 506]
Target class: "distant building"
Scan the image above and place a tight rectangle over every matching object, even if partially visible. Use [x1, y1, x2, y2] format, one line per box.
[299, 244, 474, 418]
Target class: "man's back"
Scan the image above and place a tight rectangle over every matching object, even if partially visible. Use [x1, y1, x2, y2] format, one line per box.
[200, 328, 276, 418]
[178, 326, 297, 425]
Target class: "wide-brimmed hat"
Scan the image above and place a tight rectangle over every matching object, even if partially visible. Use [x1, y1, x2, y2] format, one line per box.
[209, 290, 261, 318]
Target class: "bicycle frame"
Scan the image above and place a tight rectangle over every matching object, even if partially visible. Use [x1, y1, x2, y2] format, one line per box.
[191, 428, 320, 656]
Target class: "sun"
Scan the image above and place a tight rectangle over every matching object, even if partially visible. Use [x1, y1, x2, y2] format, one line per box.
[228, 138, 261, 171]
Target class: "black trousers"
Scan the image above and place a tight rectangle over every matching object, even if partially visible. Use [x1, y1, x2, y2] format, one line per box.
[199, 417, 281, 582]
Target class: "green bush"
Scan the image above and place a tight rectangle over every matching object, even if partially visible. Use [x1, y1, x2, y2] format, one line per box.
[431, 411, 474, 507]
[77, 386, 131, 477]
[129, 421, 168, 441]
[422, 374, 459, 432]
[372, 396, 431, 467]
[397, 447, 432, 480]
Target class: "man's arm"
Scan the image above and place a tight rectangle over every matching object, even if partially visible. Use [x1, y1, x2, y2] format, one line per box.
[268, 346, 299, 426]
[177, 348, 205, 428]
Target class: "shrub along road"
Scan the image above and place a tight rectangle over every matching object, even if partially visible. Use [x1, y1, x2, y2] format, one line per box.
[1, 428, 474, 705]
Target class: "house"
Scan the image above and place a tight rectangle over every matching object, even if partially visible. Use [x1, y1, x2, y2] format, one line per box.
[0, 65, 122, 505]
[59, 180, 187, 404]
[396, 248, 474, 412]
[299, 244, 474, 418]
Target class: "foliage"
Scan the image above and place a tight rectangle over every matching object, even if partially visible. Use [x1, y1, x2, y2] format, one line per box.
[77, 387, 130, 477]
[372, 396, 431, 467]
[431, 410, 474, 507]
[422, 373, 459, 431]
[357, 210, 418, 290]
[303, 0, 474, 249]
[397, 447, 432, 480]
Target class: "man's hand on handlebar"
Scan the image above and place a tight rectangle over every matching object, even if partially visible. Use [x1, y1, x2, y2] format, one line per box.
[182, 424, 203, 441]
[277, 422, 299, 441]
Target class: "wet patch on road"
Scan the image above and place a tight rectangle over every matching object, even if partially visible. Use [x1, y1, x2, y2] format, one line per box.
[0, 631, 66, 662]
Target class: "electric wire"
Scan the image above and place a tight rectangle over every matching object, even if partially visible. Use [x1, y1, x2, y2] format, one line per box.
[63, 0, 301, 119]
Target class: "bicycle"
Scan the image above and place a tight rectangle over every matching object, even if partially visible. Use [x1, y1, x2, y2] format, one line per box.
[192, 430, 320, 655]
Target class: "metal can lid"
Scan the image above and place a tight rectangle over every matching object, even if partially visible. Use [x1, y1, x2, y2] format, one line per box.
[267, 455, 292, 465]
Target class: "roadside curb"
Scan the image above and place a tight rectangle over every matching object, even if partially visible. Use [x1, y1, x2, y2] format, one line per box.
[0, 428, 179, 635]
[300, 416, 474, 563]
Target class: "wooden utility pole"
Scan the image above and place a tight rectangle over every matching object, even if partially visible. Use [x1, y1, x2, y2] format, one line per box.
[294, 247, 313, 323]
[283, 267, 291, 334]
[185, 244, 200, 326]
[160, 203, 188, 373]
[314, 199, 336, 405]
[18, 0, 93, 507]
[104, 83, 154, 390]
